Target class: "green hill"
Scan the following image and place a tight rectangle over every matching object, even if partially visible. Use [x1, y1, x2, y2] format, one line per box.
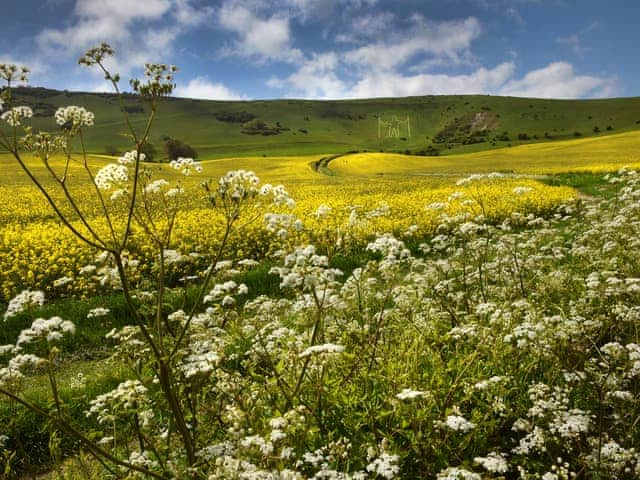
[8, 86, 640, 159]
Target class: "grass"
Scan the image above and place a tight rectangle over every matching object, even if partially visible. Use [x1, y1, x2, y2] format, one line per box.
[8, 87, 640, 159]
[0, 355, 127, 477]
[540, 172, 619, 198]
[0, 294, 131, 357]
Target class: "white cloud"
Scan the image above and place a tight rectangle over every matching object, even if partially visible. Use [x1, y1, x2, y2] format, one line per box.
[174, 77, 246, 100]
[335, 11, 396, 44]
[505, 7, 525, 26]
[344, 16, 482, 71]
[282, 0, 379, 22]
[347, 62, 516, 98]
[36, 0, 213, 76]
[556, 21, 599, 58]
[267, 52, 345, 98]
[218, 2, 302, 63]
[272, 53, 615, 99]
[73, 0, 171, 21]
[499, 62, 614, 98]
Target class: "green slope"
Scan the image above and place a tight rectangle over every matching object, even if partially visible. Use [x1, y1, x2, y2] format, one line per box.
[8, 86, 640, 159]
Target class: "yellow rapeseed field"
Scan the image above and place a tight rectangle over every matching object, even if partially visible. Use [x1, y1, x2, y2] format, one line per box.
[330, 129, 640, 176]
[0, 151, 577, 300]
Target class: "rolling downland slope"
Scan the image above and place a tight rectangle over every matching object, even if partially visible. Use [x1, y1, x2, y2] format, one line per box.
[7, 86, 640, 159]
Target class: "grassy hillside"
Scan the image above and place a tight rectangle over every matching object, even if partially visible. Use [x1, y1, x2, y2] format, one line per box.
[7, 86, 640, 159]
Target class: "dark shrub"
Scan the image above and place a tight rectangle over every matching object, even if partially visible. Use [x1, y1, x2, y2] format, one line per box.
[164, 138, 198, 160]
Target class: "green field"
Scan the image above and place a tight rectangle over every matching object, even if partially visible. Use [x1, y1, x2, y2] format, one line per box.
[10, 86, 640, 159]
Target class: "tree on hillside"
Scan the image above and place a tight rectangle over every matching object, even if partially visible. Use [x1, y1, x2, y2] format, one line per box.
[164, 137, 198, 160]
[140, 141, 157, 161]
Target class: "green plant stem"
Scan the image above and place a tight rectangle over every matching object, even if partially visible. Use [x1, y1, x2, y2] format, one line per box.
[0, 387, 168, 479]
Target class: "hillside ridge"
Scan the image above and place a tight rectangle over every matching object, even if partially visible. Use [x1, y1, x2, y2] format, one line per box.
[7, 86, 640, 159]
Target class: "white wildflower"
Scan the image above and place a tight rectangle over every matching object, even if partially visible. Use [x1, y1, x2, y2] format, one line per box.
[1, 106, 33, 126]
[4, 289, 45, 321]
[170, 157, 202, 175]
[444, 414, 476, 432]
[366, 452, 400, 479]
[474, 452, 509, 473]
[87, 307, 110, 318]
[54, 105, 94, 127]
[396, 388, 428, 400]
[95, 163, 129, 190]
[436, 467, 481, 480]
[299, 343, 345, 358]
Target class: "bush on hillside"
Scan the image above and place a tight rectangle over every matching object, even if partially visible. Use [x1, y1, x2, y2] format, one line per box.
[240, 118, 285, 136]
[164, 137, 198, 160]
[140, 141, 157, 162]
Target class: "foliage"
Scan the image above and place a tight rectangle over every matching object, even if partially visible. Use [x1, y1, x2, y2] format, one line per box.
[139, 141, 157, 162]
[163, 137, 197, 160]
[214, 111, 256, 124]
[241, 118, 286, 136]
[1, 45, 640, 480]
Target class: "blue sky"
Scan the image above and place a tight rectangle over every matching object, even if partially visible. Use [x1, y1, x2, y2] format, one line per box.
[1, 0, 638, 100]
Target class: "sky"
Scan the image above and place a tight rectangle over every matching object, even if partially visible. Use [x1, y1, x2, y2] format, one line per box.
[1, 0, 638, 100]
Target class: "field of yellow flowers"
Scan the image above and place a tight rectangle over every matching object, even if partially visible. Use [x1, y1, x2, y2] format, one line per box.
[0, 152, 576, 301]
[330, 129, 640, 177]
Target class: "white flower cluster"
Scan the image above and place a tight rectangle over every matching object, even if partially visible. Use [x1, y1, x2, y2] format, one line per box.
[0, 353, 44, 388]
[365, 452, 400, 479]
[3, 289, 45, 321]
[315, 204, 332, 217]
[245, 321, 305, 368]
[54, 105, 94, 128]
[260, 183, 296, 208]
[52, 276, 73, 288]
[25, 132, 68, 156]
[95, 163, 129, 191]
[0, 63, 29, 83]
[396, 388, 428, 400]
[87, 307, 110, 318]
[456, 172, 505, 186]
[86, 380, 149, 424]
[16, 316, 75, 345]
[1, 106, 33, 126]
[128, 450, 159, 470]
[118, 150, 145, 165]
[440, 413, 476, 433]
[264, 213, 303, 238]
[216, 169, 260, 201]
[436, 467, 481, 480]
[203, 280, 248, 306]
[180, 339, 223, 378]
[144, 178, 169, 194]
[474, 451, 509, 473]
[298, 343, 345, 358]
[170, 157, 202, 176]
[366, 234, 410, 261]
[163, 249, 185, 265]
[270, 245, 342, 291]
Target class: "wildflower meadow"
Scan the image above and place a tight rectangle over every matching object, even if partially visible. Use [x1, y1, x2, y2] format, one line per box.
[0, 44, 639, 480]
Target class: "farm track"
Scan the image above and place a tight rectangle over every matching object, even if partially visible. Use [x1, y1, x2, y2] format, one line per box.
[313, 153, 549, 180]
